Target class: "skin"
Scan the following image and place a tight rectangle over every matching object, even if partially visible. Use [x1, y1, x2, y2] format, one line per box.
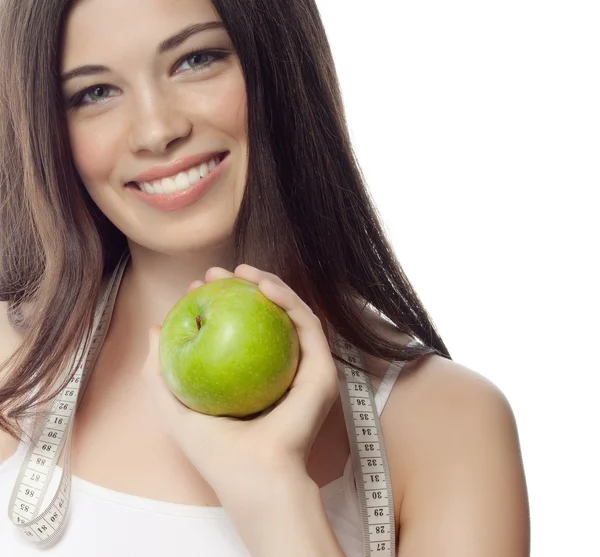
[0, 0, 530, 555]
[61, 0, 246, 326]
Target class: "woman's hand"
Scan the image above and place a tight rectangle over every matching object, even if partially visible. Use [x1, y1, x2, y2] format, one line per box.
[141, 264, 340, 506]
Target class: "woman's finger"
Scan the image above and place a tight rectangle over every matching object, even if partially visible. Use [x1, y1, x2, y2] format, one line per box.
[187, 280, 204, 293]
[205, 267, 235, 282]
[233, 264, 291, 291]
[257, 279, 330, 366]
[234, 265, 318, 323]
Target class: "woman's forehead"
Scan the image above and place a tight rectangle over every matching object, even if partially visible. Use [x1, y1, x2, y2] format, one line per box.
[63, 0, 220, 46]
[61, 0, 223, 67]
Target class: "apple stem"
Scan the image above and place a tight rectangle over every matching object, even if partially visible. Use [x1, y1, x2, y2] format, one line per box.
[196, 316, 203, 330]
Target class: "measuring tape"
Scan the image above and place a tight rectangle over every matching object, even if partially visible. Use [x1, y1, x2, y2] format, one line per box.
[331, 332, 413, 557]
[8, 251, 128, 544]
[9, 251, 411, 556]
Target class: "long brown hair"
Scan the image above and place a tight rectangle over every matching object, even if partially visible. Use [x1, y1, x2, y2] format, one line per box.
[0, 0, 451, 439]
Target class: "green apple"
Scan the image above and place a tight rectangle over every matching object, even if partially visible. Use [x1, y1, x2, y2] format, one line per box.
[159, 277, 300, 417]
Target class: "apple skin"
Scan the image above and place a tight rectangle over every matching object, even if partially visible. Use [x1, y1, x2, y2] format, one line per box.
[159, 277, 300, 418]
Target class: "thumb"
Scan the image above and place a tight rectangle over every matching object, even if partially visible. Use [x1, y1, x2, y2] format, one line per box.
[141, 324, 164, 390]
[142, 325, 189, 427]
[142, 325, 162, 376]
[149, 324, 162, 348]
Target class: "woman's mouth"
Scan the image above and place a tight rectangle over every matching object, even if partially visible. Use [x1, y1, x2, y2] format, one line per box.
[125, 151, 230, 212]
[127, 152, 229, 195]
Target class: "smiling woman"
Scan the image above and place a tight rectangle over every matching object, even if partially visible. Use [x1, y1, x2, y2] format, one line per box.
[59, 2, 249, 252]
[0, 0, 529, 556]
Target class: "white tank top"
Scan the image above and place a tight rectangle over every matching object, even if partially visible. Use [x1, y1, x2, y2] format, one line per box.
[0, 359, 407, 556]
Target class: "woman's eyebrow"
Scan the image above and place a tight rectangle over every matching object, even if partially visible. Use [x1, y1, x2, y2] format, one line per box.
[62, 64, 108, 84]
[61, 21, 225, 84]
[158, 21, 225, 54]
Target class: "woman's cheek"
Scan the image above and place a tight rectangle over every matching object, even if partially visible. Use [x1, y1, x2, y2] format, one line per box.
[69, 119, 123, 188]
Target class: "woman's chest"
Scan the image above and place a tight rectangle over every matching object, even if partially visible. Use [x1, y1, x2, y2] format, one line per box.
[69, 329, 353, 506]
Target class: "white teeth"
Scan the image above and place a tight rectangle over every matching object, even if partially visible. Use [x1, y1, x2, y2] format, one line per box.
[174, 172, 190, 190]
[199, 162, 209, 179]
[166, 178, 179, 194]
[137, 156, 222, 195]
[188, 167, 201, 184]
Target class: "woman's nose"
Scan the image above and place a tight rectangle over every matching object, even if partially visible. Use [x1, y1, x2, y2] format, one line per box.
[128, 91, 192, 154]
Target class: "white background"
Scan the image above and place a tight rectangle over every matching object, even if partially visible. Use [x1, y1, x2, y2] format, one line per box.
[317, 1, 599, 556]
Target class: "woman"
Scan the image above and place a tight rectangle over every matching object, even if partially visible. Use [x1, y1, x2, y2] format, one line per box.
[0, 0, 530, 555]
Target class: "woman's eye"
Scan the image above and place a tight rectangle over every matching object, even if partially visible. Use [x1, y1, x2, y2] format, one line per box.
[175, 50, 224, 73]
[70, 85, 119, 108]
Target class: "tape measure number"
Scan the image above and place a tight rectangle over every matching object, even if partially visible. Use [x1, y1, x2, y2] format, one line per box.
[333, 334, 397, 557]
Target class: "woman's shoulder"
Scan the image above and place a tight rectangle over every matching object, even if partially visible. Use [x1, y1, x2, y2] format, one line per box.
[0, 301, 24, 464]
[382, 351, 516, 458]
[358, 308, 515, 450]
[364, 322, 528, 549]
[356, 307, 513, 455]
[1, 272, 112, 463]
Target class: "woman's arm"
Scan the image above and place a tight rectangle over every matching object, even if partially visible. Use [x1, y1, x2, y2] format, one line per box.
[384, 355, 530, 557]
[218, 467, 346, 557]
[141, 265, 347, 557]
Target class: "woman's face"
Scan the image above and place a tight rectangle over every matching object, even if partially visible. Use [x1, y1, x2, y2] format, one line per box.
[61, 0, 248, 255]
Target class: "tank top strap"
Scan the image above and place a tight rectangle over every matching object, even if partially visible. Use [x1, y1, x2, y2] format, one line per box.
[373, 339, 421, 416]
[341, 338, 424, 493]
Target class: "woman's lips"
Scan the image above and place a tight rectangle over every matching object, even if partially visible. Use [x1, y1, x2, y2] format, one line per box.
[126, 152, 230, 212]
